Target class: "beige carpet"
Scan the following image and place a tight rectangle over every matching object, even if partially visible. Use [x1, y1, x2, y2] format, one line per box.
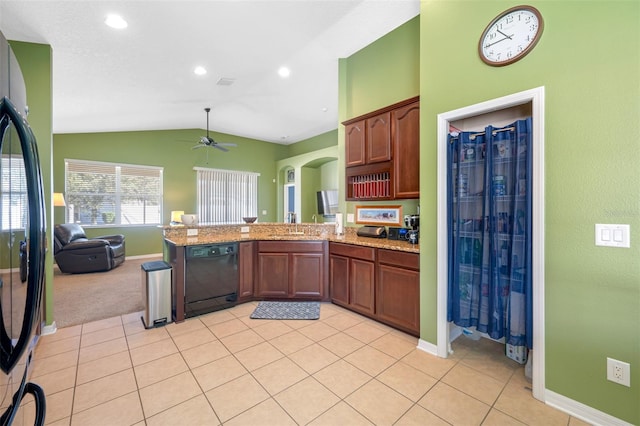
[53, 256, 162, 328]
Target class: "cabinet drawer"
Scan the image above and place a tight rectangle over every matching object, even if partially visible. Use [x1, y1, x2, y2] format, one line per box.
[378, 249, 419, 270]
[329, 242, 375, 261]
[258, 241, 324, 253]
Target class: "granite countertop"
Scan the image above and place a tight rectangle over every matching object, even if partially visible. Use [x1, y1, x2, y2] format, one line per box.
[163, 223, 419, 253]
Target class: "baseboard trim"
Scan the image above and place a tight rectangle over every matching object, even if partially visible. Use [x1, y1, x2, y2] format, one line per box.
[545, 389, 633, 426]
[416, 338, 631, 425]
[126, 253, 163, 260]
[41, 321, 57, 336]
[416, 338, 438, 356]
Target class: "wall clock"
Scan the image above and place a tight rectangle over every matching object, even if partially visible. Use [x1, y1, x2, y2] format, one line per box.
[478, 5, 544, 67]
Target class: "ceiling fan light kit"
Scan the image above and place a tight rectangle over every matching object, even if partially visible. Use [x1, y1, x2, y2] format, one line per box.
[192, 107, 237, 152]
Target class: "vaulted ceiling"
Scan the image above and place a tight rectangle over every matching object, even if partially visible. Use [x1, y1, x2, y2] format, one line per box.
[0, 0, 419, 144]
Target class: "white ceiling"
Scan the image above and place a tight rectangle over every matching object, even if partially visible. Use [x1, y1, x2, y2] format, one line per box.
[0, 0, 419, 144]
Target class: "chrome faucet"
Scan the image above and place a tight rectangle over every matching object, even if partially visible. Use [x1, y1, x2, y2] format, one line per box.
[312, 214, 317, 224]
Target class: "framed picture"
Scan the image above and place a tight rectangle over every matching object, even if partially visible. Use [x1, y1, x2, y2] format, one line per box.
[355, 205, 403, 226]
[287, 169, 295, 182]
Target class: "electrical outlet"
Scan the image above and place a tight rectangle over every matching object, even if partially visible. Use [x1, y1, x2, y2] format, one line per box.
[607, 357, 631, 387]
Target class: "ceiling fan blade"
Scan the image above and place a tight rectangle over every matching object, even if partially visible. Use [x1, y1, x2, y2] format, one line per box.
[192, 144, 206, 150]
[213, 144, 229, 152]
[217, 143, 237, 147]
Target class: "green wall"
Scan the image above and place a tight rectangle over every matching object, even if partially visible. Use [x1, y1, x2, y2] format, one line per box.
[301, 166, 320, 222]
[275, 145, 339, 223]
[10, 41, 54, 326]
[284, 130, 339, 223]
[338, 16, 421, 225]
[343, 17, 420, 118]
[420, 1, 639, 423]
[287, 129, 337, 157]
[54, 130, 288, 255]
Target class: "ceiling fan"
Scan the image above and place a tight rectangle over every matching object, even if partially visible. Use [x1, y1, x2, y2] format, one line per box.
[192, 107, 237, 152]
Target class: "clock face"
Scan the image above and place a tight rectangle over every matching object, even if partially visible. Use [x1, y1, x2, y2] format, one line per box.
[479, 6, 544, 66]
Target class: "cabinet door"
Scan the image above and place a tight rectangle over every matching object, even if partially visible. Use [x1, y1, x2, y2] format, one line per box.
[257, 253, 289, 297]
[329, 254, 349, 306]
[290, 253, 323, 299]
[350, 258, 375, 315]
[367, 112, 392, 164]
[376, 264, 420, 334]
[392, 101, 420, 199]
[345, 120, 366, 167]
[238, 241, 255, 301]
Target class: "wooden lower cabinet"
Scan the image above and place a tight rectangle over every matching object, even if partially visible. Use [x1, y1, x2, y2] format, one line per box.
[376, 249, 420, 335]
[349, 258, 375, 315]
[257, 241, 327, 300]
[329, 243, 375, 316]
[238, 241, 255, 301]
[291, 252, 324, 298]
[329, 242, 420, 336]
[329, 255, 349, 305]
[257, 252, 289, 297]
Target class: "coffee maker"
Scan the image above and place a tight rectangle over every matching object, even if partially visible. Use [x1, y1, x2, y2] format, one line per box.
[404, 214, 419, 244]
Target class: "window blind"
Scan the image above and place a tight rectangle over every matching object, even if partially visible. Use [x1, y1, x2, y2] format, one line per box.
[1, 155, 27, 230]
[195, 167, 259, 224]
[66, 159, 163, 226]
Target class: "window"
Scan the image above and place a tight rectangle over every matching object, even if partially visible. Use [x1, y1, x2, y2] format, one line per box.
[65, 159, 163, 226]
[195, 167, 259, 224]
[1, 155, 27, 230]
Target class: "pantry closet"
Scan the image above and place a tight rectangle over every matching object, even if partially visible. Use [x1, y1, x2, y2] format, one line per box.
[447, 117, 532, 364]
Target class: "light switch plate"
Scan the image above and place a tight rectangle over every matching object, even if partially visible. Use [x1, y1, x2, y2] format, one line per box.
[187, 228, 198, 237]
[347, 213, 354, 223]
[240, 226, 250, 233]
[595, 224, 630, 248]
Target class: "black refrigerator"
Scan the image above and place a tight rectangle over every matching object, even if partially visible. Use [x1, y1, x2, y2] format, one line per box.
[0, 30, 46, 425]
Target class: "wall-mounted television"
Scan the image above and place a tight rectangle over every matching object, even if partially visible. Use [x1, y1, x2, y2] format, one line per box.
[317, 190, 338, 216]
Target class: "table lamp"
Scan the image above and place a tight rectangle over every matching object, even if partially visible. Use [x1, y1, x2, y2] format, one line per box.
[170, 210, 185, 226]
[53, 192, 66, 207]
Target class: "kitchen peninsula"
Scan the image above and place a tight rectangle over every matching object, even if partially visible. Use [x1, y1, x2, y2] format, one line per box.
[164, 223, 420, 335]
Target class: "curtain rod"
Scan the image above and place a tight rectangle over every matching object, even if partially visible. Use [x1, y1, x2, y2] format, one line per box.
[449, 126, 515, 142]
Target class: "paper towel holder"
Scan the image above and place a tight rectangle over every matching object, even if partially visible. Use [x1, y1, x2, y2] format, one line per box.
[335, 213, 344, 235]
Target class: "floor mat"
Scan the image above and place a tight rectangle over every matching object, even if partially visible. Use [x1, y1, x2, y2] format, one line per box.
[250, 301, 320, 320]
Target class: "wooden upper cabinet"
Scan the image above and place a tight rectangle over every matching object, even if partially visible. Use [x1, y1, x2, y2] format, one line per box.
[392, 101, 420, 199]
[366, 112, 391, 164]
[343, 96, 419, 200]
[345, 120, 366, 167]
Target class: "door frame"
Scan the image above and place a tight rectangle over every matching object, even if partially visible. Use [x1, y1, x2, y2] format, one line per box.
[436, 86, 546, 401]
[284, 183, 295, 218]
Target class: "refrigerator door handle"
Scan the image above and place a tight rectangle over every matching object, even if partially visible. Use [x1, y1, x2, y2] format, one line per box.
[0, 96, 47, 375]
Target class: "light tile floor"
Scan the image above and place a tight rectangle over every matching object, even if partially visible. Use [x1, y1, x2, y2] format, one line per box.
[20, 302, 591, 425]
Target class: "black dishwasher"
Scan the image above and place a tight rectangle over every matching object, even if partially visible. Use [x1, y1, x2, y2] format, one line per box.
[184, 243, 238, 318]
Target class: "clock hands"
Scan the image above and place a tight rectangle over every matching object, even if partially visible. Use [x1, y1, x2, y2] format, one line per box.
[484, 30, 515, 48]
[497, 29, 513, 39]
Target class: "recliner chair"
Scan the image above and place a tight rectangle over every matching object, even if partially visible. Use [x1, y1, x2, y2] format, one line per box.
[53, 223, 125, 274]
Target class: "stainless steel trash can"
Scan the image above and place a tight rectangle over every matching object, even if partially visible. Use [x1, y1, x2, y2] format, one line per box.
[141, 261, 172, 328]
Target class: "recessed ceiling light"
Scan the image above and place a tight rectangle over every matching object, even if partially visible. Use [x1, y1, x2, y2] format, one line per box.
[105, 14, 127, 29]
[278, 66, 291, 78]
[194, 66, 207, 76]
[321, 107, 328, 112]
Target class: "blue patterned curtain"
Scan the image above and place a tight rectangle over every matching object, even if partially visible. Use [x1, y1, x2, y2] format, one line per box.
[447, 118, 532, 363]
